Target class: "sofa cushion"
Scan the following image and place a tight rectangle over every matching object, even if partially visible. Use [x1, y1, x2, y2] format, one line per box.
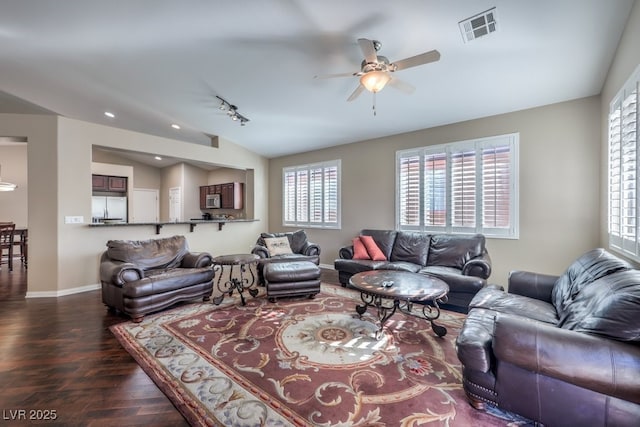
[124, 266, 214, 298]
[352, 237, 371, 260]
[391, 231, 430, 265]
[551, 248, 632, 318]
[377, 261, 422, 272]
[360, 235, 387, 261]
[559, 269, 640, 342]
[427, 234, 485, 269]
[106, 235, 189, 271]
[420, 266, 487, 294]
[264, 236, 293, 256]
[259, 229, 308, 254]
[334, 259, 389, 275]
[360, 229, 397, 260]
[469, 286, 559, 325]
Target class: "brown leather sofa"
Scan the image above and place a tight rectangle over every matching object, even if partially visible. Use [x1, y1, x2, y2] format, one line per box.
[100, 235, 214, 322]
[251, 229, 320, 284]
[456, 248, 640, 426]
[334, 229, 491, 312]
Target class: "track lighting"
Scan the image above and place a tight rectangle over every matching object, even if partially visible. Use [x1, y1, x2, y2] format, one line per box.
[215, 95, 249, 126]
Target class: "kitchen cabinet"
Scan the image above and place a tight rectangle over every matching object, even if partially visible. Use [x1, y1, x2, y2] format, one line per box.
[221, 182, 243, 209]
[92, 174, 127, 193]
[199, 182, 243, 210]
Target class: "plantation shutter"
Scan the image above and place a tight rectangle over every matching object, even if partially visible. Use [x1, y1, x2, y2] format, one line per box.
[282, 160, 341, 228]
[295, 170, 308, 223]
[609, 69, 639, 256]
[309, 167, 323, 223]
[482, 145, 511, 229]
[396, 133, 518, 238]
[283, 170, 296, 223]
[398, 153, 421, 227]
[451, 149, 476, 228]
[609, 104, 622, 240]
[323, 165, 338, 224]
[424, 152, 446, 227]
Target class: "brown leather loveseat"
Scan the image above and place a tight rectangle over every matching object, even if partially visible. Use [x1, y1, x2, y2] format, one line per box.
[334, 229, 492, 312]
[456, 248, 640, 426]
[100, 235, 214, 322]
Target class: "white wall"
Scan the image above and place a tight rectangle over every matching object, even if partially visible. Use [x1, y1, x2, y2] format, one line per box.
[268, 96, 602, 287]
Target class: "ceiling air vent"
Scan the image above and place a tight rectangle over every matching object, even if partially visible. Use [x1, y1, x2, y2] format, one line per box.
[459, 7, 497, 43]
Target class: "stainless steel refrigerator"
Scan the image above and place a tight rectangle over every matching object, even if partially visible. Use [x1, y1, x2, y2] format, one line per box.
[92, 196, 127, 223]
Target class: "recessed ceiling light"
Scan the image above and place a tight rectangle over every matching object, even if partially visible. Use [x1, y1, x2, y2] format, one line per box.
[171, 124, 180, 130]
[104, 111, 115, 118]
[154, 156, 162, 161]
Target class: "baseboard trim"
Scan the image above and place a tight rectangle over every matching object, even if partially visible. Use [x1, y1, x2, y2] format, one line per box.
[319, 263, 334, 270]
[26, 283, 101, 298]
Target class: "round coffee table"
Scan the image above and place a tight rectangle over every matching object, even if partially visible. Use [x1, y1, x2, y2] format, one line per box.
[349, 270, 449, 339]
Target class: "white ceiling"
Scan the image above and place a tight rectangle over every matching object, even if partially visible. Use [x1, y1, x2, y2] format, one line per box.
[0, 0, 634, 158]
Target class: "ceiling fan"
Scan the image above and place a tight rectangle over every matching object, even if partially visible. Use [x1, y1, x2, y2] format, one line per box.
[316, 38, 441, 103]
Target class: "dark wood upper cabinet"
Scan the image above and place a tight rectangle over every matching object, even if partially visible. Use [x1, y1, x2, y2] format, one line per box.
[92, 174, 127, 193]
[199, 182, 243, 210]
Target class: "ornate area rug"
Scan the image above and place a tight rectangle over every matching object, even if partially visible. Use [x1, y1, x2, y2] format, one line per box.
[111, 286, 529, 426]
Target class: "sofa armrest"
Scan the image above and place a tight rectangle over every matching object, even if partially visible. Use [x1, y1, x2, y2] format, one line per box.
[462, 251, 492, 279]
[508, 270, 558, 303]
[302, 241, 321, 256]
[493, 313, 640, 404]
[99, 257, 144, 286]
[251, 244, 270, 259]
[339, 245, 354, 259]
[181, 252, 213, 268]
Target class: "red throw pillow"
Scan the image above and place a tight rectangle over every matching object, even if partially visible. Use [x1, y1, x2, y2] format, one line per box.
[360, 235, 387, 261]
[352, 237, 371, 260]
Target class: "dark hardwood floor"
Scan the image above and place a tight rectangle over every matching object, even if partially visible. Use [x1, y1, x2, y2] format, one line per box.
[0, 262, 341, 426]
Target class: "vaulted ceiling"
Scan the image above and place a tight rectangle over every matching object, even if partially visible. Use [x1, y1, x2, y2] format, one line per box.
[0, 0, 634, 158]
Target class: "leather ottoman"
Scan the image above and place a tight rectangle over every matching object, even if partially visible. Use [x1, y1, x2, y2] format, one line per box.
[263, 261, 321, 302]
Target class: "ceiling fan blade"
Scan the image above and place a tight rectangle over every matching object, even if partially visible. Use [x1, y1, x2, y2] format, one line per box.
[347, 84, 366, 102]
[388, 77, 415, 94]
[314, 71, 359, 79]
[357, 38, 378, 64]
[392, 49, 441, 71]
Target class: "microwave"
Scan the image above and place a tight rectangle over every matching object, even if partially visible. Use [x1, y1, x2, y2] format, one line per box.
[205, 193, 221, 209]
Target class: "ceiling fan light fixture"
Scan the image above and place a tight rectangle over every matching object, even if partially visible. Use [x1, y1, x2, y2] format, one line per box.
[360, 71, 391, 93]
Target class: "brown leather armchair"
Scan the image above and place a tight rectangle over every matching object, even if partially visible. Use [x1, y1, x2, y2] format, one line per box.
[251, 229, 320, 284]
[456, 249, 640, 426]
[100, 235, 214, 322]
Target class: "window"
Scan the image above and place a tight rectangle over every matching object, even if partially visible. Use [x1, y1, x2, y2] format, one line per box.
[283, 160, 341, 229]
[608, 65, 640, 260]
[396, 133, 519, 238]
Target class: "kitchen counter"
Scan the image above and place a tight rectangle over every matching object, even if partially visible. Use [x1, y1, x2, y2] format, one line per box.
[88, 218, 259, 234]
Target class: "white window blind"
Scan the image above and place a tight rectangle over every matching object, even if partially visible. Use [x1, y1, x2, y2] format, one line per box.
[283, 160, 341, 229]
[396, 133, 519, 238]
[609, 64, 640, 259]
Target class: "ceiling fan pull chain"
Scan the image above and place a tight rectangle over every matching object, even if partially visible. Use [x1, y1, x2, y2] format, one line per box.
[373, 92, 377, 116]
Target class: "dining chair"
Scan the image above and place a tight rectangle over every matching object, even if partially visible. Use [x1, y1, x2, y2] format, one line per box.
[0, 222, 16, 271]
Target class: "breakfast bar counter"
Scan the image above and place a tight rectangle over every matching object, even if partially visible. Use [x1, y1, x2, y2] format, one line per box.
[88, 219, 259, 234]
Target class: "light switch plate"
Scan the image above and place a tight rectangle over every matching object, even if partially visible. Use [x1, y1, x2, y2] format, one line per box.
[65, 216, 84, 224]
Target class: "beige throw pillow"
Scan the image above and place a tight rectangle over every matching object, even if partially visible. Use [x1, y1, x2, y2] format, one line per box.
[264, 236, 293, 256]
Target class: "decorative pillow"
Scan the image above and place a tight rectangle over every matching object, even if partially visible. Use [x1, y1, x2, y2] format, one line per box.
[264, 237, 293, 256]
[360, 235, 387, 261]
[352, 237, 371, 260]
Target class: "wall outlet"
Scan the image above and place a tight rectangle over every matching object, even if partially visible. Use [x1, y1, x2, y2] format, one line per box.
[64, 216, 84, 224]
